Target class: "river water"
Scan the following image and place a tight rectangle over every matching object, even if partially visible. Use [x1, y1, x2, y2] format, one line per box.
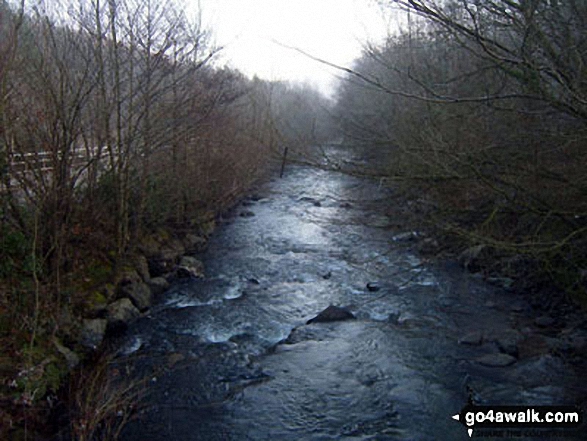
[117, 164, 586, 440]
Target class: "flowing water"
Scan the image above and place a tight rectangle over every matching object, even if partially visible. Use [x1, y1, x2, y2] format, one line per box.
[117, 164, 586, 440]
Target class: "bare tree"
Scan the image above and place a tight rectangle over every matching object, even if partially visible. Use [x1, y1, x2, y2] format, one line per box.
[335, 0, 587, 297]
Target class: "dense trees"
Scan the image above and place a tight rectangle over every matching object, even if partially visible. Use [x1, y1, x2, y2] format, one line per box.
[0, 0, 311, 292]
[335, 0, 587, 299]
[0, 1, 332, 435]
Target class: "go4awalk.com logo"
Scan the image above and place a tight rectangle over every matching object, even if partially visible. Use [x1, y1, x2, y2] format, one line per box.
[452, 405, 583, 438]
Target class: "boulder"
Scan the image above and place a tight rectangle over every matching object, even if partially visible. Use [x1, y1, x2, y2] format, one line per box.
[107, 298, 140, 331]
[417, 238, 440, 256]
[85, 291, 109, 318]
[392, 231, 419, 242]
[458, 244, 486, 271]
[80, 318, 107, 349]
[282, 326, 324, 345]
[299, 196, 320, 205]
[132, 255, 151, 282]
[535, 316, 556, 328]
[146, 238, 186, 277]
[117, 269, 142, 286]
[366, 282, 381, 292]
[53, 338, 80, 369]
[183, 233, 207, 254]
[176, 256, 205, 279]
[148, 257, 173, 278]
[148, 277, 170, 296]
[487, 277, 514, 290]
[307, 305, 355, 324]
[494, 333, 520, 357]
[160, 238, 186, 261]
[118, 280, 153, 312]
[476, 353, 517, 367]
[137, 235, 162, 259]
[197, 218, 216, 236]
[458, 331, 483, 346]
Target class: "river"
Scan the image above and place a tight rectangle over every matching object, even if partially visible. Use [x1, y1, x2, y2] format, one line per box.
[116, 163, 586, 440]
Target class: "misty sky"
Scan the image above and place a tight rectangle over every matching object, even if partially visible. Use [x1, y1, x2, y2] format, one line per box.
[199, 0, 391, 96]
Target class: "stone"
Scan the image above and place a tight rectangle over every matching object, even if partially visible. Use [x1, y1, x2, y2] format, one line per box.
[299, 196, 320, 205]
[458, 244, 486, 271]
[80, 318, 107, 349]
[197, 218, 216, 236]
[459, 331, 483, 346]
[148, 257, 173, 278]
[118, 280, 153, 312]
[496, 335, 519, 357]
[183, 234, 207, 254]
[566, 335, 587, 355]
[167, 353, 185, 368]
[85, 291, 109, 318]
[101, 284, 116, 302]
[307, 305, 356, 324]
[147, 237, 185, 277]
[487, 277, 514, 289]
[510, 304, 525, 313]
[535, 316, 556, 328]
[137, 235, 162, 259]
[282, 326, 324, 345]
[366, 282, 381, 292]
[176, 256, 205, 279]
[107, 298, 140, 331]
[476, 353, 517, 367]
[239, 210, 255, 217]
[159, 240, 185, 265]
[117, 269, 142, 286]
[392, 231, 419, 242]
[133, 255, 151, 282]
[148, 277, 170, 296]
[417, 238, 440, 255]
[369, 215, 393, 228]
[53, 338, 80, 369]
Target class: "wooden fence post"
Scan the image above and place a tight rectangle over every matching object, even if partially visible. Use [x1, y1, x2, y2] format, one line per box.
[280, 146, 288, 178]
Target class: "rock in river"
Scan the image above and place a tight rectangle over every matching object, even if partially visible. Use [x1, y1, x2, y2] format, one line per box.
[118, 280, 153, 312]
[80, 318, 107, 349]
[366, 282, 381, 292]
[307, 305, 356, 324]
[107, 298, 140, 331]
[148, 277, 170, 296]
[535, 316, 556, 328]
[458, 331, 483, 346]
[176, 256, 205, 279]
[476, 353, 517, 367]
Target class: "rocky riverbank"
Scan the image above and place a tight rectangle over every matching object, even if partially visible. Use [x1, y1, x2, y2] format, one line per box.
[0, 217, 217, 440]
[79, 230, 210, 353]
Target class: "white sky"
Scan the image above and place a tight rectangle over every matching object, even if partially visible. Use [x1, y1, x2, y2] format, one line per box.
[198, 0, 392, 97]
